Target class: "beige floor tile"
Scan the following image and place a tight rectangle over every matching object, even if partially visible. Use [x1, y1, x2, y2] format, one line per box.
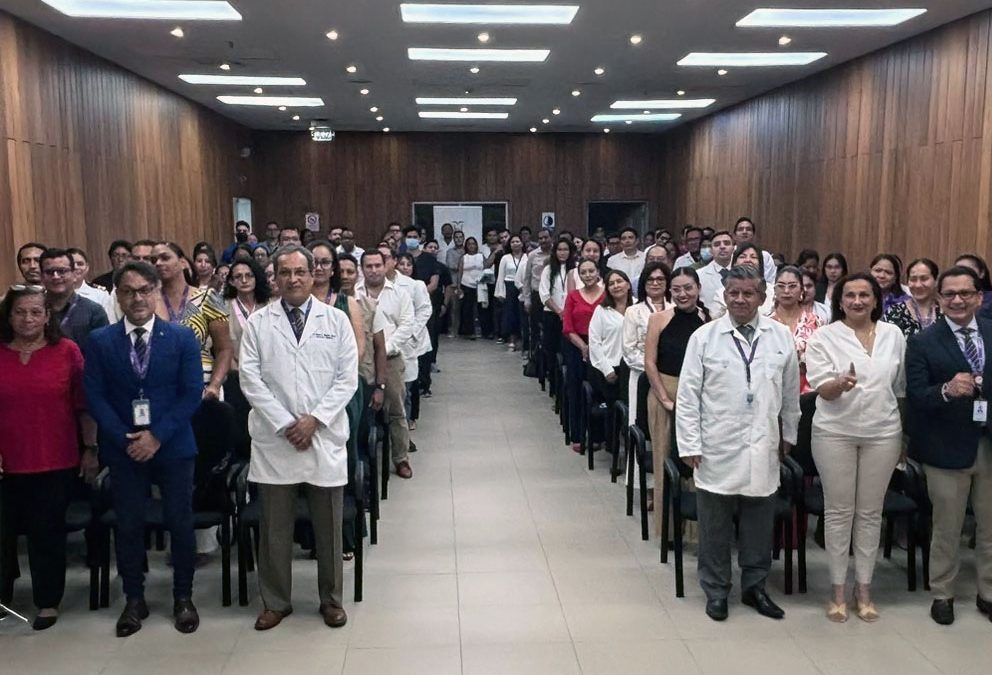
[342, 646, 462, 675]
[575, 639, 700, 675]
[349, 606, 460, 648]
[462, 642, 581, 675]
[460, 604, 572, 645]
[458, 570, 560, 606]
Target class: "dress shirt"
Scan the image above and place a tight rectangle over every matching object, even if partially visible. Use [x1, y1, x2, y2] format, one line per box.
[539, 266, 567, 313]
[946, 316, 985, 369]
[589, 305, 626, 377]
[460, 253, 484, 289]
[673, 252, 702, 270]
[760, 250, 777, 285]
[336, 244, 365, 261]
[607, 250, 647, 295]
[805, 321, 906, 438]
[355, 278, 414, 357]
[676, 313, 800, 497]
[437, 239, 455, 262]
[522, 248, 552, 295]
[697, 261, 732, 316]
[77, 281, 114, 321]
[622, 299, 664, 372]
[124, 315, 156, 345]
[494, 253, 525, 299]
[708, 286, 775, 320]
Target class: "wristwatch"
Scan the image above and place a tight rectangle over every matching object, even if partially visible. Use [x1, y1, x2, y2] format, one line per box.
[376, 383, 386, 391]
[84, 443, 99, 453]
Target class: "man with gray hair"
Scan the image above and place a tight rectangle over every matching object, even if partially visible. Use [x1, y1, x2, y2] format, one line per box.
[676, 265, 800, 622]
[239, 244, 359, 631]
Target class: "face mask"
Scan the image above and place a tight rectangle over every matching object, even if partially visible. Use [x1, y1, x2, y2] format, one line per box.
[235, 231, 249, 243]
[405, 238, 420, 250]
[699, 246, 713, 263]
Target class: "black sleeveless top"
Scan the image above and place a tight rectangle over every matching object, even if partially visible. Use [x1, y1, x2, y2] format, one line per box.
[658, 308, 705, 376]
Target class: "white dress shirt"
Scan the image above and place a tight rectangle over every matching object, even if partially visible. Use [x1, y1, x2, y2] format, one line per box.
[947, 316, 985, 367]
[805, 320, 906, 438]
[761, 250, 777, 285]
[124, 315, 156, 344]
[336, 244, 365, 261]
[78, 281, 114, 322]
[673, 252, 702, 270]
[494, 253, 525, 299]
[676, 313, 801, 497]
[539, 266, 567, 313]
[356, 278, 415, 358]
[607, 250, 647, 296]
[697, 261, 732, 316]
[240, 299, 358, 487]
[521, 248, 551, 298]
[709, 286, 775, 320]
[588, 305, 626, 378]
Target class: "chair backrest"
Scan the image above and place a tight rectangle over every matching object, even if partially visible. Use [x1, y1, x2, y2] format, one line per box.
[793, 392, 818, 476]
[635, 372, 651, 441]
[192, 398, 236, 509]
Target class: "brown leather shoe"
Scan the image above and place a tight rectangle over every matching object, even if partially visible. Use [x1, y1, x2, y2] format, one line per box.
[254, 608, 292, 631]
[396, 461, 413, 479]
[319, 603, 348, 628]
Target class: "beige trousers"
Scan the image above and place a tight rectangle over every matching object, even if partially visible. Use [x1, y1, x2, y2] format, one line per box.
[925, 437, 992, 600]
[811, 432, 902, 585]
[648, 374, 679, 537]
[383, 357, 410, 465]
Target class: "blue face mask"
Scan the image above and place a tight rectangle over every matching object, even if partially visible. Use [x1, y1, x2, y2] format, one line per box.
[405, 238, 420, 250]
[699, 246, 713, 263]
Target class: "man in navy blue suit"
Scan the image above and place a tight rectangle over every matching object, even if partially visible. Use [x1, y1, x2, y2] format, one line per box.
[84, 261, 204, 637]
[907, 265, 992, 626]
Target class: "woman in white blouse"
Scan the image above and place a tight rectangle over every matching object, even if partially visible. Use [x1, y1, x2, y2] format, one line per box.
[456, 237, 484, 339]
[588, 269, 633, 409]
[539, 238, 575, 382]
[805, 272, 906, 624]
[494, 234, 526, 351]
[622, 262, 670, 407]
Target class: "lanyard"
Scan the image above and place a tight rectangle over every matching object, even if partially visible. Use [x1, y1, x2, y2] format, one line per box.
[163, 286, 189, 323]
[909, 299, 935, 330]
[234, 298, 254, 323]
[129, 331, 152, 395]
[731, 333, 761, 404]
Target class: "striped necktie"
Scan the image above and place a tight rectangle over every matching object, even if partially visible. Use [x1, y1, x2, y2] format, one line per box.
[961, 327, 983, 372]
[133, 327, 147, 362]
[290, 307, 305, 342]
[738, 323, 755, 344]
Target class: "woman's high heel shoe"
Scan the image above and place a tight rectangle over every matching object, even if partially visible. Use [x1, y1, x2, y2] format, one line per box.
[826, 601, 849, 623]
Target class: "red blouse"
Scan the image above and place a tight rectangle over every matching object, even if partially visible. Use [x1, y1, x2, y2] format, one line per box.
[562, 289, 605, 338]
[0, 339, 86, 474]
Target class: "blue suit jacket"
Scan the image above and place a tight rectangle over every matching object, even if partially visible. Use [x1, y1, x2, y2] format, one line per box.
[906, 317, 992, 470]
[84, 319, 204, 465]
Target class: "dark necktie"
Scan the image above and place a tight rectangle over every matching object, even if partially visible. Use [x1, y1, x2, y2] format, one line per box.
[133, 327, 147, 362]
[961, 327, 983, 371]
[719, 267, 729, 282]
[290, 307, 305, 342]
[738, 323, 755, 344]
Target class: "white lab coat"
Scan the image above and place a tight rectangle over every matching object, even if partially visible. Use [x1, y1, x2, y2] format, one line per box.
[240, 298, 358, 487]
[676, 313, 800, 497]
[395, 274, 432, 383]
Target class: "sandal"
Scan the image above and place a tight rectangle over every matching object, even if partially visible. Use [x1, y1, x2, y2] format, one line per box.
[855, 600, 879, 623]
[826, 601, 849, 623]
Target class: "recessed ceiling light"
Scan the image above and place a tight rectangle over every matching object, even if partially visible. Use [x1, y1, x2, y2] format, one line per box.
[603, 128, 610, 133]
[594, 66, 605, 76]
[169, 26, 184, 37]
[611, 99, 714, 109]
[376, 115, 384, 121]
[470, 66, 480, 74]
[416, 97, 517, 105]
[40, 0, 242, 20]
[326, 29, 339, 40]
[552, 108, 560, 115]
[477, 31, 490, 43]
[346, 65, 358, 73]
[370, 106, 379, 112]
[253, 87, 264, 94]
[678, 52, 827, 67]
[717, 69, 728, 75]
[179, 75, 307, 86]
[292, 115, 300, 121]
[400, 4, 579, 24]
[278, 106, 287, 111]
[778, 35, 792, 46]
[460, 107, 468, 112]
[625, 120, 632, 125]
[360, 88, 370, 95]
[219, 63, 231, 71]
[408, 47, 550, 62]
[591, 113, 682, 122]
[530, 127, 537, 132]
[571, 89, 581, 97]
[737, 8, 927, 27]
[676, 89, 685, 96]
[629, 34, 642, 45]
[217, 96, 325, 107]
[383, 127, 391, 132]
[542, 118, 550, 124]
[418, 111, 509, 119]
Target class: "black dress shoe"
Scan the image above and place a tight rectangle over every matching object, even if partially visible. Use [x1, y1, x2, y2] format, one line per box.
[173, 597, 200, 634]
[977, 595, 992, 620]
[705, 598, 729, 621]
[742, 587, 785, 620]
[116, 598, 149, 637]
[32, 614, 58, 631]
[930, 598, 955, 625]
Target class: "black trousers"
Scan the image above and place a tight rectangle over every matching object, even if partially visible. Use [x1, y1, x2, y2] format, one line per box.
[528, 291, 543, 356]
[479, 283, 496, 338]
[542, 311, 562, 388]
[459, 285, 478, 336]
[0, 468, 75, 610]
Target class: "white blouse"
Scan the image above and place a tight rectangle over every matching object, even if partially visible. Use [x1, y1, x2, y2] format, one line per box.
[460, 253, 484, 289]
[622, 299, 664, 372]
[805, 321, 906, 438]
[539, 265, 567, 313]
[588, 305, 626, 378]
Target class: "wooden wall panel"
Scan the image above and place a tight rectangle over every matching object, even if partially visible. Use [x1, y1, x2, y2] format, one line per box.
[249, 131, 669, 246]
[656, 9, 992, 271]
[0, 11, 248, 288]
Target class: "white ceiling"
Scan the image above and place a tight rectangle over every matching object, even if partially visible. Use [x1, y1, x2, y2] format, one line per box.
[6, 0, 992, 133]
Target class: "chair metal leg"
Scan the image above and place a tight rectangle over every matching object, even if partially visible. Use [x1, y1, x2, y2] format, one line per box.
[625, 431, 635, 517]
[784, 517, 794, 595]
[610, 412, 622, 483]
[673, 502, 685, 598]
[906, 515, 917, 592]
[221, 518, 232, 607]
[237, 525, 249, 607]
[100, 528, 111, 608]
[380, 431, 389, 501]
[797, 509, 808, 594]
[920, 516, 931, 591]
[89, 562, 99, 611]
[883, 517, 894, 559]
[660, 472, 671, 564]
[639, 461, 649, 541]
[354, 520, 364, 603]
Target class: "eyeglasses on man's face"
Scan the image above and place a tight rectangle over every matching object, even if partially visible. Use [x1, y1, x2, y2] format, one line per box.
[939, 290, 979, 301]
[118, 286, 156, 299]
[42, 267, 73, 278]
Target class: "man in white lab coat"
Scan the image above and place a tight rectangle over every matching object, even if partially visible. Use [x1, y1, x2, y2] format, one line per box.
[676, 265, 800, 622]
[239, 245, 359, 631]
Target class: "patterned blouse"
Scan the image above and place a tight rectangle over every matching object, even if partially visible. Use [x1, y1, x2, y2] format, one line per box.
[771, 308, 823, 394]
[167, 287, 229, 383]
[883, 299, 942, 338]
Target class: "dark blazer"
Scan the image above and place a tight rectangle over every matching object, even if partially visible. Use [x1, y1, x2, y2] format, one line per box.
[84, 318, 204, 465]
[906, 316, 992, 470]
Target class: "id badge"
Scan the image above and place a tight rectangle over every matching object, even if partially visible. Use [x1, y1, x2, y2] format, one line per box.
[132, 399, 151, 427]
[974, 399, 988, 423]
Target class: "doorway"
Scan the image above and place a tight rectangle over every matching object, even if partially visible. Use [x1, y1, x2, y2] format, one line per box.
[587, 201, 648, 237]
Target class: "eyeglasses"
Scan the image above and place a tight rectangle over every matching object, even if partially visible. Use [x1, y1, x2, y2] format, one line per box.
[645, 277, 666, 285]
[42, 267, 73, 278]
[118, 286, 156, 299]
[939, 290, 980, 301]
[774, 282, 800, 291]
[9, 284, 44, 292]
[313, 259, 335, 269]
[231, 273, 254, 282]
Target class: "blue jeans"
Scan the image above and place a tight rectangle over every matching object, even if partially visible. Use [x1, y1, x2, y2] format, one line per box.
[109, 456, 196, 601]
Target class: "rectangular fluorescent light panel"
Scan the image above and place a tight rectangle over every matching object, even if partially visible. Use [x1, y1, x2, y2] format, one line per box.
[737, 8, 926, 27]
[678, 52, 826, 66]
[180, 75, 307, 86]
[217, 96, 324, 107]
[408, 48, 550, 62]
[611, 99, 715, 110]
[592, 113, 682, 123]
[41, 0, 242, 20]
[416, 97, 517, 105]
[400, 3, 578, 24]
[419, 111, 509, 120]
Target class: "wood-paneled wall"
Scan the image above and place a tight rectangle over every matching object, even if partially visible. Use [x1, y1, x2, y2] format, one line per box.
[656, 9, 992, 271]
[0, 11, 248, 288]
[249, 131, 668, 245]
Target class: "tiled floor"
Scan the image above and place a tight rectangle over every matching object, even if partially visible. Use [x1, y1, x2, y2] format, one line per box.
[3, 339, 990, 673]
